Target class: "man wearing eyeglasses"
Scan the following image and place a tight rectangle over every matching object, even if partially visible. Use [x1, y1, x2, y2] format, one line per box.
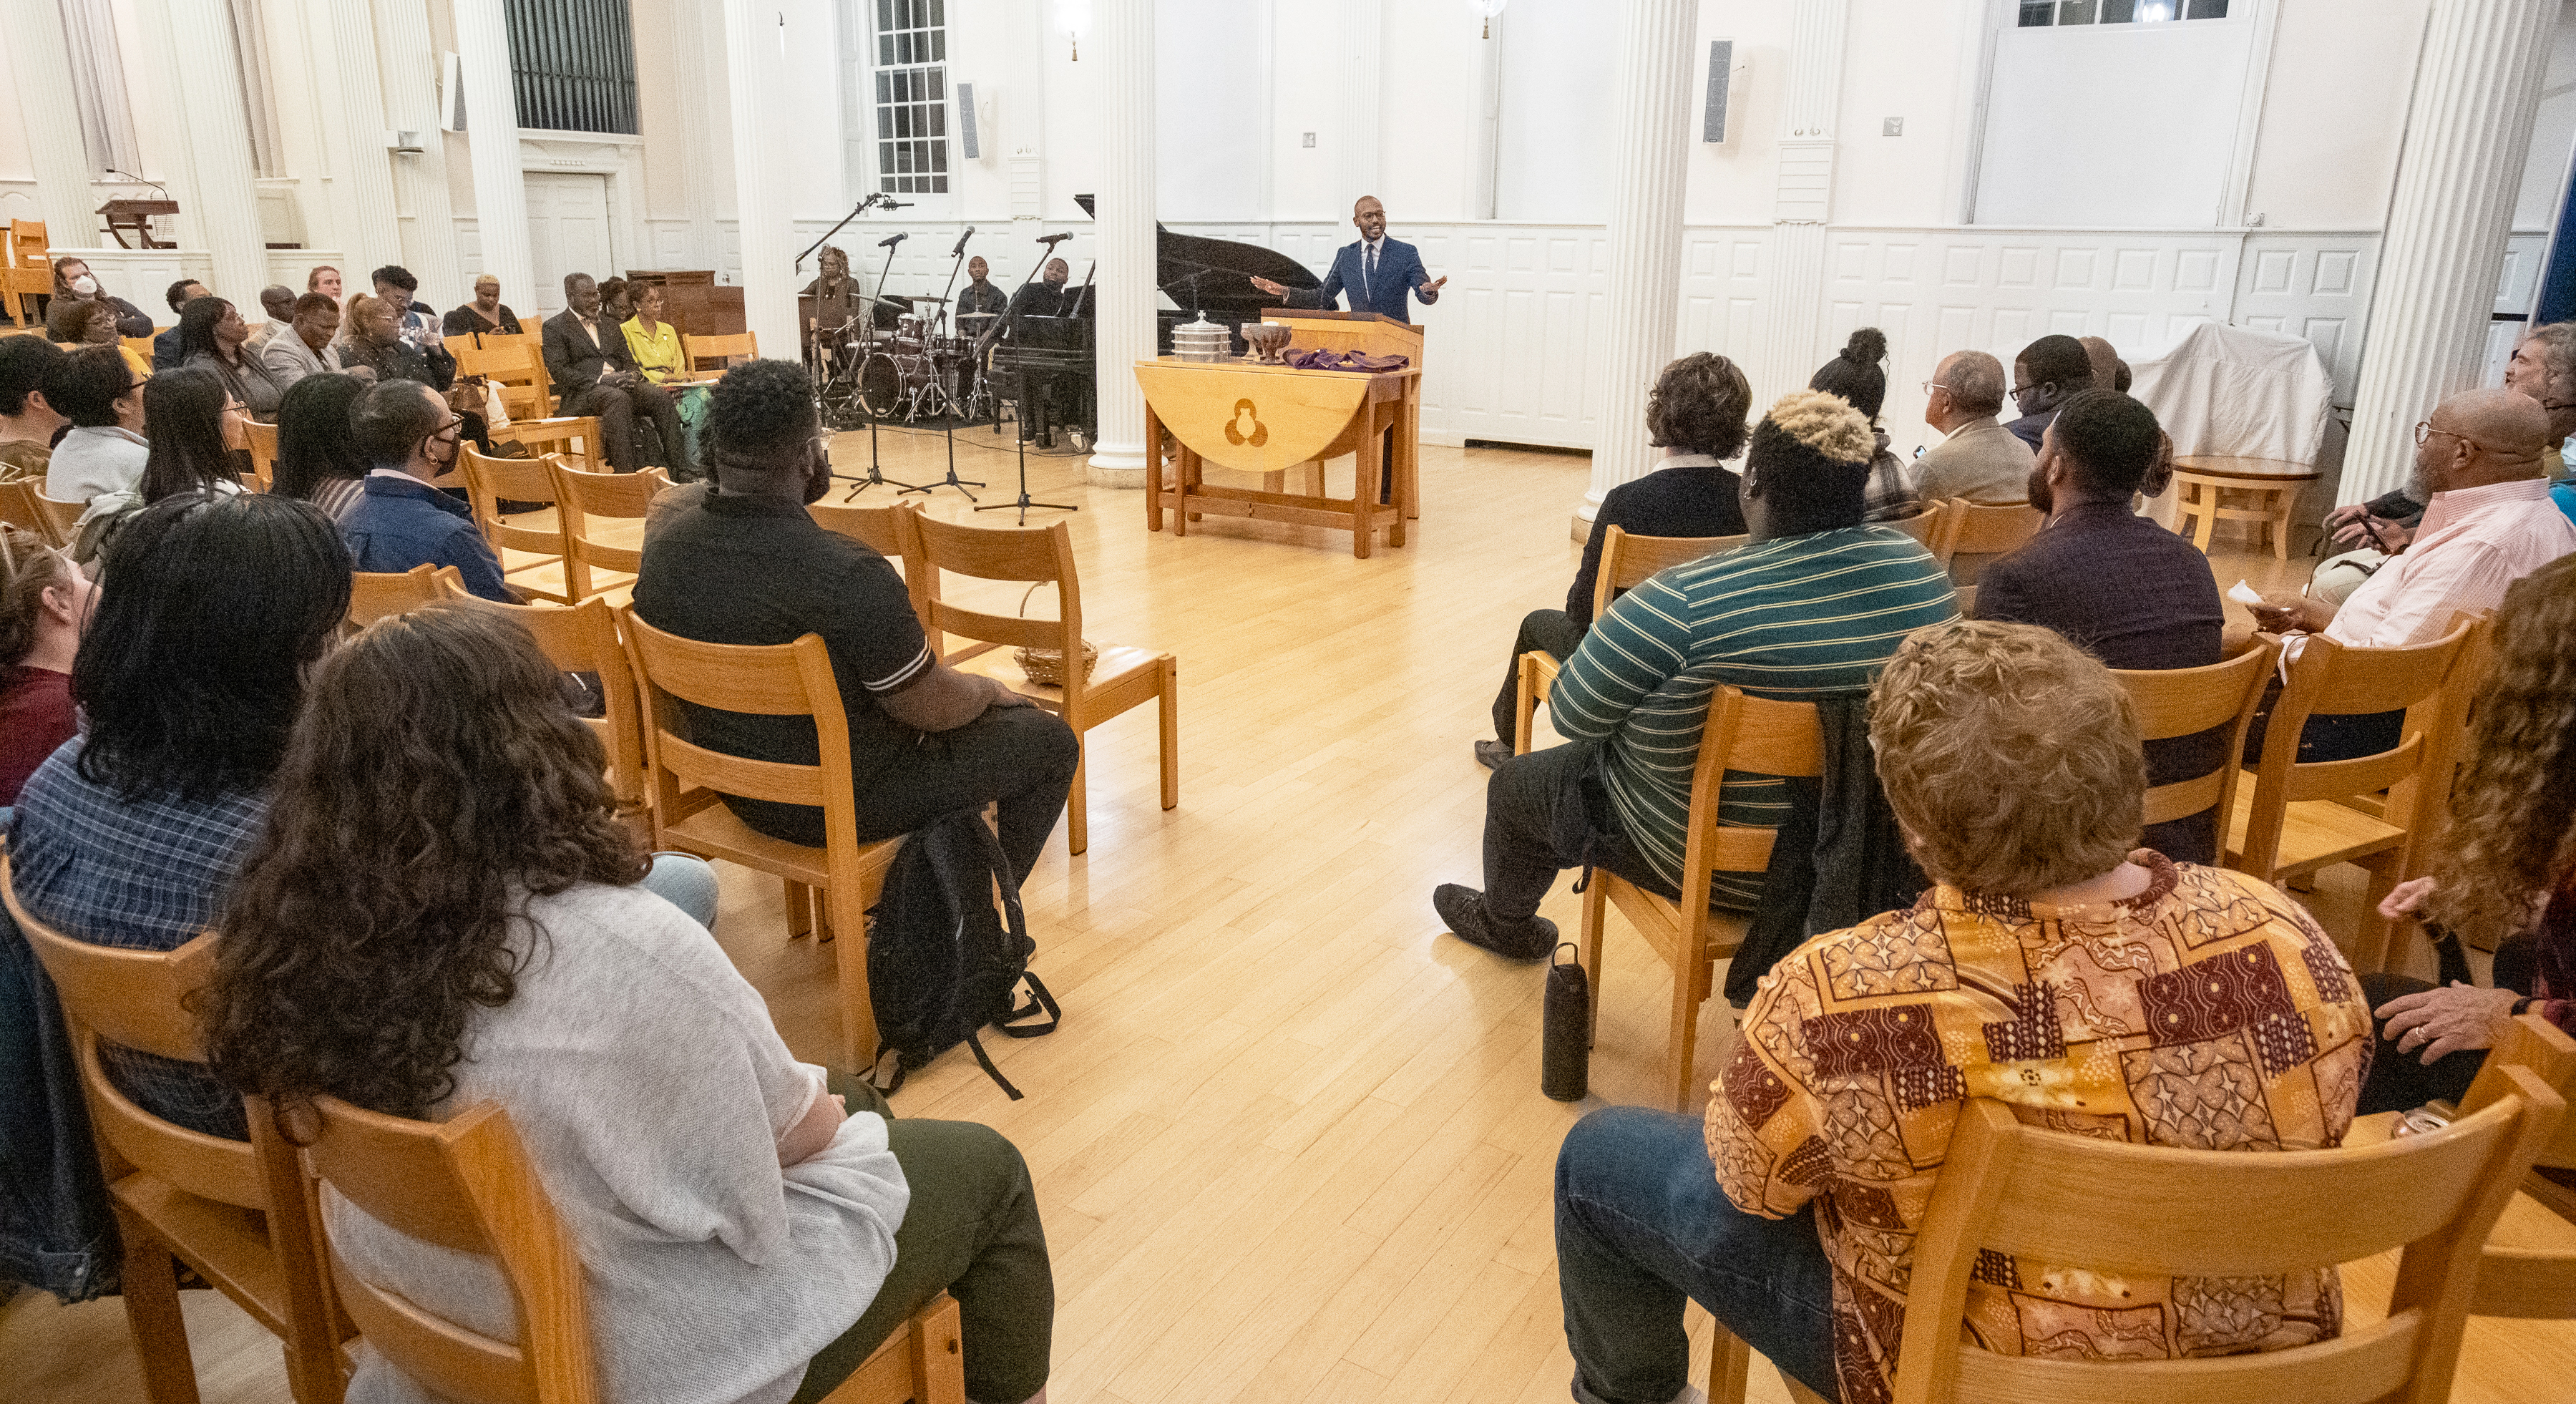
[339, 379, 517, 603]
[1913, 350, 2034, 507]
[2001, 335, 2095, 452]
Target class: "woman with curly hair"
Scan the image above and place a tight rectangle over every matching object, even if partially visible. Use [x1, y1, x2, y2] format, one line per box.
[2359, 553, 2576, 1113]
[201, 604, 1053, 1404]
[1473, 351, 1755, 770]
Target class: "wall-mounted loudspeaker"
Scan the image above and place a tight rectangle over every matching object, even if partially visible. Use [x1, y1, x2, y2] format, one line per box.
[958, 82, 980, 159]
[1704, 40, 1732, 144]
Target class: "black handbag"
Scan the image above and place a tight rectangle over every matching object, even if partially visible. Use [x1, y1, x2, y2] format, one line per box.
[1542, 943, 1591, 1102]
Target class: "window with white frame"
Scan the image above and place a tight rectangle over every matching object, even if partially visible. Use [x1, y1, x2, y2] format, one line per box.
[2019, 0, 2229, 26]
[871, 0, 949, 195]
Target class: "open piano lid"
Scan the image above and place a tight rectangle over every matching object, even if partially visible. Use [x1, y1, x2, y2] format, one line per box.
[1070, 193, 1322, 320]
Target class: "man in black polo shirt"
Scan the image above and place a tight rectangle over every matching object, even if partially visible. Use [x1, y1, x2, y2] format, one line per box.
[630, 359, 1079, 879]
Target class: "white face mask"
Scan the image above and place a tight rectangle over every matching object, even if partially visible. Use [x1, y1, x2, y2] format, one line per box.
[69, 275, 99, 296]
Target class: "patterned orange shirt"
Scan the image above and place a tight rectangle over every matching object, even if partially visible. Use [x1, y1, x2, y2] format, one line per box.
[1707, 854, 2371, 1404]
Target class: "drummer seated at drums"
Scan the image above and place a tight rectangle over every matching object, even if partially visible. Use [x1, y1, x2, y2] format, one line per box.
[957, 257, 1009, 320]
[545, 272, 699, 481]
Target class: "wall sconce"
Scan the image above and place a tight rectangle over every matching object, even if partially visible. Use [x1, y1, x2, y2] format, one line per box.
[1465, 0, 1508, 39]
[1054, 0, 1091, 59]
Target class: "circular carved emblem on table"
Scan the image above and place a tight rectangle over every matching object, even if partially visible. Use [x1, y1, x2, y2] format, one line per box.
[1222, 399, 1269, 448]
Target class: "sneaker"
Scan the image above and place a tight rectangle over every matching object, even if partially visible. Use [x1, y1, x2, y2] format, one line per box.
[1434, 883, 1556, 961]
[1473, 739, 1513, 771]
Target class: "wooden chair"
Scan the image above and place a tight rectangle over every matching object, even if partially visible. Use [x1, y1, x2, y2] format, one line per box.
[1512, 524, 1745, 754]
[442, 588, 649, 834]
[31, 487, 84, 542]
[243, 418, 278, 492]
[680, 330, 758, 376]
[1, 479, 69, 547]
[908, 512, 1180, 857]
[2110, 641, 2276, 839]
[547, 459, 668, 604]
[1885, 501, 1944, 547]
[2457, 1015, 2576, 1320]
[299, 1091, 964, 1404]
[2226, 617, 2485, 972]
[2, 219, 49, 326]
[1, 857, 351, 1404]
[349, 563, 463, 628]
[1581, 687, 1821, 1113]
[621, 610, 907, 1069]
[1926, 499, 2041, 582]
[809, 498, 941, 638]
[459, 442, 572, 603]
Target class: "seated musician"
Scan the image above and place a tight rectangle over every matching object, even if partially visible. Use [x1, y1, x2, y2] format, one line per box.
[1000, 260, 1093, 447]
[802, 244, 859, 368]
[1475, 352, 1752, 771]
[632, 360, 1080, 885]
[1007, 259, 1074, 321]
[957, 256, 1009, 320]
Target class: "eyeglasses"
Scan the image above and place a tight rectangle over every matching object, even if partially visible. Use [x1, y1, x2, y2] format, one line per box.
[1921, 381, 1949, 396]
[219, 401, 248, 418]
[2412, 421, 2489, 451]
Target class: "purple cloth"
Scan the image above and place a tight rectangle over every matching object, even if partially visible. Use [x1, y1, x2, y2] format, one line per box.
[1282, 349, 1409, 373]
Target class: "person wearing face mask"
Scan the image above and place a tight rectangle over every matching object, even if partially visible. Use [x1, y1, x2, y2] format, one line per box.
[631, 360, 1080, 883]
[338, 379, 515, 603]
[48, 258, 152, 339]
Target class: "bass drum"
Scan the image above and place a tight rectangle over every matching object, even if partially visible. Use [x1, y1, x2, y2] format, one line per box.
[856, 353, 908, 421]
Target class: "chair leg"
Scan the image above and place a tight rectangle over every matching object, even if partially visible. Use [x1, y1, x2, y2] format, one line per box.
[1707, 1321, 1752, 1404]
[114, 1211, 203, 1404]
[1667, 951, 1702, 1114]
[835, 879, 879, 1073]
[910, 1292, 967, 1404]
[1514, 652, 1538, 756]
[1157, 660, 1180, 811]
[1580, 878, 1607, 1049]
[785, 879, 815, 940]
[2352, 851, 2404, 974]
[1065, 735, 1089, 857]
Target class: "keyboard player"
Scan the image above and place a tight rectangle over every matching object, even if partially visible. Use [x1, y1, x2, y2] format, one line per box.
[994, 258, 1094, 448]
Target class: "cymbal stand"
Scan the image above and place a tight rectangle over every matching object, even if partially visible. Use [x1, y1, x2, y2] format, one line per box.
[974, 410, 1077, 524]
[904, 389, 985, 503]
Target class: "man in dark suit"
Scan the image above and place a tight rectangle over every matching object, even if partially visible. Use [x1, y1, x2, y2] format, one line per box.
[1249, 196, 1445, 322]
[1475, 353, 1753, 769]
[543, 272, 694, 477]
[1976, 390, 2224, 862]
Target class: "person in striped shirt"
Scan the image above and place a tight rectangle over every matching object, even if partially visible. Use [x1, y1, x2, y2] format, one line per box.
[1434, 391, 1958, 959]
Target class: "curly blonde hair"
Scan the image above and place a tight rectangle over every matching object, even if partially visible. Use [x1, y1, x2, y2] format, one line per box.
[1869, 620, 2145, 894]
[1762, 391, 1877, 465]
[2427, 556, 2576, 940]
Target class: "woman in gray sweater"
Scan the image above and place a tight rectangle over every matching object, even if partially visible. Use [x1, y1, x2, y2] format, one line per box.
[203, 604, 1055, 1404]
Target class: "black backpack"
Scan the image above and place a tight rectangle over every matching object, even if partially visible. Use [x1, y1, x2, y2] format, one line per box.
[864, 810, 1060, 1098]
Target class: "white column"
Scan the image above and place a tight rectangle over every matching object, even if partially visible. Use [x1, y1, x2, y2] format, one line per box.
[2344, 0, 2560, 504]
[158, 0, 267, 298]
[724, 0, 797, 362]
[4, 0, 100, 248]
[1337, 0, 1382, 205]
[316, 0, 401, 274]
[374, 0, 464, 299]
[1754, 0, 1850, 410]
[1574, 0, 1698, 537]
[124, 0, 205, 255]
[1086, 0, 1154, 486]
[453, 0, 535, 306]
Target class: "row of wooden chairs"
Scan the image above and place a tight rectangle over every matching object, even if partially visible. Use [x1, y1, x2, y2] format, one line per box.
[2, 218, 47, 326]
[0, 852, 965, 1404]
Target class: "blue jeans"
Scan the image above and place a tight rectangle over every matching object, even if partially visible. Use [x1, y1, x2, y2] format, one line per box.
[643, 852, 720, 932]
[1555, 1106, 1840, 1403]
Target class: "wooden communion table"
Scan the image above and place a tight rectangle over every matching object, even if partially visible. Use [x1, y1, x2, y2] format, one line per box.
[1137, 309, 1424, 559]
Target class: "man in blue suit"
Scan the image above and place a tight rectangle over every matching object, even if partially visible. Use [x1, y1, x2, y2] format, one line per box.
[1251, 196, 1446, 321]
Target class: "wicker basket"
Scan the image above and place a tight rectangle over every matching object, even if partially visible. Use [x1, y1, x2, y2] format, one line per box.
[1015, 640, 1098, 688]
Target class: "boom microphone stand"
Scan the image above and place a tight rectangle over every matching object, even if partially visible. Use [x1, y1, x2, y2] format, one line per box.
[975, 418, 1078, 524]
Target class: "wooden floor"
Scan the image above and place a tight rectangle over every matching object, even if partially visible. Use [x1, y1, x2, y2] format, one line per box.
[9, 426, 2573, 1403]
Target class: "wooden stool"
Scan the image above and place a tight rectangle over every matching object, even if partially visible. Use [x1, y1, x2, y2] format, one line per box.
[2170, 455, 2318, 560]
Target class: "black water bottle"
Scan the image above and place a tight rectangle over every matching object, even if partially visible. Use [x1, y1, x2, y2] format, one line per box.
[1542, 942, 1591, 1102]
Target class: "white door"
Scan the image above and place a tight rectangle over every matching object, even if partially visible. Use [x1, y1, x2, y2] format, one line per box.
[524, 172, 614, 318]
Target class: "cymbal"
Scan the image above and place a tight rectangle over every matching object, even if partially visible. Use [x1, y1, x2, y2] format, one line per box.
[906, 295, 950, 304]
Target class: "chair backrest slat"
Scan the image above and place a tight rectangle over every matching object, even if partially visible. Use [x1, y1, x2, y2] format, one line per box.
[1591, 525, 1746, 618]
[242, 419, 278, 491]
[620, 609, 857, 824]
[351, 563, 464, 628]
[460, 443, 567, 555]
[550, 459, 667, 590]
[2114, 643, 2275, 829]
[1674, 688, 1823, 911]
[680, 331, 757, 374]
[908, 514, 1090, 707]
[1931, 499, 2042, 565]
[1889, 502, 1944, 547]
[0, 480, 68, 547]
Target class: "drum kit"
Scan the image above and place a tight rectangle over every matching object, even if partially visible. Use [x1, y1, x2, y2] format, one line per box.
[816, 297, 999, 428]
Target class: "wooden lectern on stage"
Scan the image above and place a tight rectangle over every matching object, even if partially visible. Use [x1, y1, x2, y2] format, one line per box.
[97, 199, 178, 250]
[1136, 309, 1425, 558]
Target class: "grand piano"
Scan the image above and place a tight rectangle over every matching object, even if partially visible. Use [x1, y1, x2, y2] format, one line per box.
[987, 195, 1324, 447]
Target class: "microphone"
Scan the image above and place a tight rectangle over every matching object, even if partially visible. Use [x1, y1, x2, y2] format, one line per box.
[951, 225, 975, 257]
[878, 232, 907, 248]
[879, 198, 913, 209]
[1037, 232, 1072, 245]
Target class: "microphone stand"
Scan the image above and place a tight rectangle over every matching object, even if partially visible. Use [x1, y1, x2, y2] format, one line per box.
[798, 193, 878, 274]
[842, 237, 924, 496]
[974, 411, 1078, 524]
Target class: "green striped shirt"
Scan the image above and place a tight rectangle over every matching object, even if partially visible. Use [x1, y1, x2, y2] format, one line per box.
[1548, 525, 1958, 904]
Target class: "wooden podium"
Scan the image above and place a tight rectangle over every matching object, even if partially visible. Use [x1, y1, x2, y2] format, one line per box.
[1136, 309, 1424, 557]
[97, 199, 177, 250]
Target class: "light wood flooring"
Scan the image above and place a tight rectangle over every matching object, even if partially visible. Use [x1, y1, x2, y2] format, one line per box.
[9, 427, 2573, 1403]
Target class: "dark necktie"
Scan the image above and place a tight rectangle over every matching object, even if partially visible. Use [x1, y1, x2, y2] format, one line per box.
[1365, 243, 1377, 299]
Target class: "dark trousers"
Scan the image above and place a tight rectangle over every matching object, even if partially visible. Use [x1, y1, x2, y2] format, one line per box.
[2355, 943, 2541, 1116]
[2240, 679, 2406, 766]
[1483, 742, 1676, 929]
[1491, 608, 1588, 742]
[794, 1074, 1054, 1404]
[852, 705, 1081, 882]
[1556, 1106, 1840, 1404]
[562, 379, 691, 474]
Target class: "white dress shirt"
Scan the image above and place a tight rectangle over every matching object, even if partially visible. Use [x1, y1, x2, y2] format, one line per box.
[2326, 477, 2576, 648]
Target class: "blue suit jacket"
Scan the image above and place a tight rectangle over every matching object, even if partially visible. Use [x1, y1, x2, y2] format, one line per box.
[1297, 238, 1435, 323]
[343, 474, 512, 603]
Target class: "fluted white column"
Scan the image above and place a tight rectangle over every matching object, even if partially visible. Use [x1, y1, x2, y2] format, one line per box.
[160, 0, 266, 297]
[374, 0, 463, 298]
[1756, 0, 1850, 408]
[2344, 0, 2560, 504]
[4, 0, 99, 249]
[125, 0, 205, 254]
[1574, 0, 1697, 536]
[453, 1, 535, 308]
[723, 0, 797, 362]
[1086, 0, 1154, 486]
[1337, 0, 1382, 204]
[316, 0, 401, 274]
